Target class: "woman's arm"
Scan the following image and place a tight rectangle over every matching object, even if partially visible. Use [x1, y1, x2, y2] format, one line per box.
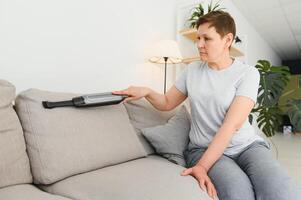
[181, 96, 256, 199]
[197, 96, 255, 171]
[145, 86, 187, 111]
[113, 85, 187, 111]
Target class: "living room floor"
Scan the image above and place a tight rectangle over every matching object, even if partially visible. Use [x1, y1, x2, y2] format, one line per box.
[269, 133, 301, 188]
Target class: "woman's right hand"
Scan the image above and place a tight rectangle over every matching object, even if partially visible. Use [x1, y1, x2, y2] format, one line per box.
[112, 86, 150, 103]
[181, 165, 217, 199]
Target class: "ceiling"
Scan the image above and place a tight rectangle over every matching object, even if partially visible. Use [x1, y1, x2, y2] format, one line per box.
[232, 0, 301, 60]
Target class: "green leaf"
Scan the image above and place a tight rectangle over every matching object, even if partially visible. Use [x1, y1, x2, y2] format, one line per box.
[208, 0, 224, 12]
[187, 1, 223, 28]
[255, 61, 290, 108]
[208, 0, 213, 12]
[190, 22, 196, 28]
[286, 99, 301, 132]
[248, 114, 253, 124]
[255, 106, 281, 137]
[252, 60, 291, 137]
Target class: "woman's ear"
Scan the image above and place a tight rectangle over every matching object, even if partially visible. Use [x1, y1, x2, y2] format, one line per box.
[225, 33, 234, 49]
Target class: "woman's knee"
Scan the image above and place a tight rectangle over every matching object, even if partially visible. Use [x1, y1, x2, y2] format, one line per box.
[212, 176, 255, 200]
[238, 143, 301, 200]
[208, 157, 255, 200]
[253, 174, 301, 200]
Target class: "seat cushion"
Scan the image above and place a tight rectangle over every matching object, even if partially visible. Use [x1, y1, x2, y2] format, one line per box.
[42, 155, 213, 200]
[0, 80, 32, 188]
[0, 184, 71, 200]
[14, 89, 147, 185]
[124, 99, 179, 154]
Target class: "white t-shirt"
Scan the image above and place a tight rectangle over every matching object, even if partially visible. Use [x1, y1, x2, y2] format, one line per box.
[175, 59, 264, 156]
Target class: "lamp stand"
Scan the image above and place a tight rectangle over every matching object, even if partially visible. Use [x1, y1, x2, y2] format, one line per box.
[163, 57, 168, 94]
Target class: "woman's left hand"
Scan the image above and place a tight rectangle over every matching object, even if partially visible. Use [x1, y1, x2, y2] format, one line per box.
[181, 165, 217, 199]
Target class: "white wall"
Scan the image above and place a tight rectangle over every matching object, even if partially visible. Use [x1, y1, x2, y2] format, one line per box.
[0, 0, 282, 94]
[220, 0, 282, 66]
[0, 0, 178, 94]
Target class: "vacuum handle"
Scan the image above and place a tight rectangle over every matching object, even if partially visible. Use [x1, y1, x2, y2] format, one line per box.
[42, 100, 74, 109]
[42, 93, 128, 109]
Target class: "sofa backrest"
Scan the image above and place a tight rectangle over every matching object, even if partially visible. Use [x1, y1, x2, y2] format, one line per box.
[0, 80, 32, 188]
[14, 89, 147, 185]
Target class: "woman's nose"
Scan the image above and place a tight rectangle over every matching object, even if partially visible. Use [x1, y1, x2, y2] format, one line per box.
[197, 39, 205, 49]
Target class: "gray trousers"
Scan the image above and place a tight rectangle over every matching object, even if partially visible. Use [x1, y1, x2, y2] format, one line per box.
[184, 141, 301, 200]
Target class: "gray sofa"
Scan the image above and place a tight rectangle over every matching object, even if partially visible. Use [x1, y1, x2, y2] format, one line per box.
[0, 79, 214, 200]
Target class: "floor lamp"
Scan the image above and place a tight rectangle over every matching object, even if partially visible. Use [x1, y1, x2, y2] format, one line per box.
[149, 40, 182, 94]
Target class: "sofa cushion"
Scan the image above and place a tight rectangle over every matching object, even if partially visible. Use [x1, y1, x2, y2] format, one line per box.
[41, 155, 213, 200]
[141, 106, 190, 167]
[0, 80, 32, 188]
[14, 89, 147, 185]
[124, 99, 178, 154]
[0, 184, 71, 200]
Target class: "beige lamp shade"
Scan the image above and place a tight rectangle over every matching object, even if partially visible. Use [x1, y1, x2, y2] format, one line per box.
[149, 40, 183, 64]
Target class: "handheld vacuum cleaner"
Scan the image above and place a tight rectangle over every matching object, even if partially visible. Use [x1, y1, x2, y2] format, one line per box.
[42, 92, 129, 109]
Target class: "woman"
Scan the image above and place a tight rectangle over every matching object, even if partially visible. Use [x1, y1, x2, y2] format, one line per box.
[113, 11, 301, 200]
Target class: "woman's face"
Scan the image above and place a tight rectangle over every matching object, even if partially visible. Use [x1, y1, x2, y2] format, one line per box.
[196, 23, 233, 62]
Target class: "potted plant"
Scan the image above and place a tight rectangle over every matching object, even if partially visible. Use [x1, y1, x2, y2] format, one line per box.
[187, 0, 224, 28]
[249, 60, 291, 137]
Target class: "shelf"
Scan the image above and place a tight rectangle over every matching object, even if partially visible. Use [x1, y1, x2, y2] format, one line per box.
[179, 28, 199, 41]
[182, 57, 201, 64]
[179, 28, 244, 63]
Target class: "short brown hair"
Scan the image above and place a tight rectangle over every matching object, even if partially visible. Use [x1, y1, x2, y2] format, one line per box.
[196, 11, 236, 40]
